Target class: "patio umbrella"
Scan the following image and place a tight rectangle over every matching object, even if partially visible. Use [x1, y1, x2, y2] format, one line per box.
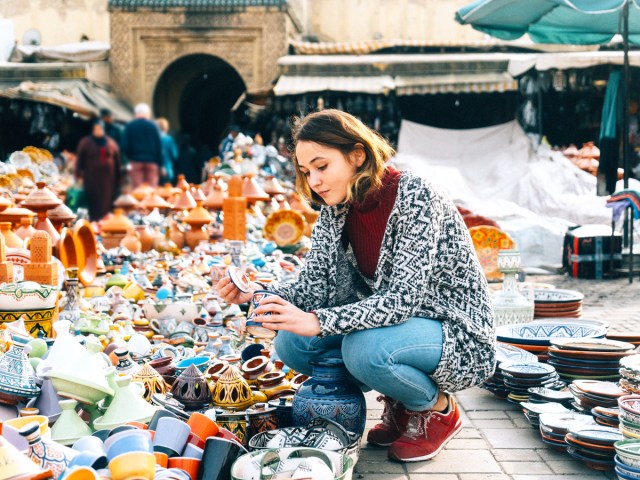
[456, 0, 640, 188]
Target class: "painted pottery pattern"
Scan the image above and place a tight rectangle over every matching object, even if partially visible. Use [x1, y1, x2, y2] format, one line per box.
[171, 364, 212, 410]
[0, 335, 40, 401]
[216, 410, 249, 445]
[469, 226, 516, 282]
[211, 367, 254, 411]
[133, 363, 168, 402]
[21, 423, 71, 479]
[292, 359, 366, 435]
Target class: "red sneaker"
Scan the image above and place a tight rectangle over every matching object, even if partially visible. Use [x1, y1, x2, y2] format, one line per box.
[366, 396, 409, 447]
[388, 394, 462, 462]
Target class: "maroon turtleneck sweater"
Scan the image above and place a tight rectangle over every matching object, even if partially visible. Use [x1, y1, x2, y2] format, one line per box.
[342, 167, 402, 279]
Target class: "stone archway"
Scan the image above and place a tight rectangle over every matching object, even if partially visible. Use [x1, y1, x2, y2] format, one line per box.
[153, 54, 246, 151]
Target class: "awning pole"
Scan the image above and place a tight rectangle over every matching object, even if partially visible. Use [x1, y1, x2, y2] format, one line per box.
[623, 0, 630, 190]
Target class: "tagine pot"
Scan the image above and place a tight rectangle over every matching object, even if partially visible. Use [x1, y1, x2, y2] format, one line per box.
[0, 332, 40, 405]
[211, 367, 254, 411]
[93, 375, 156, 431]
[292, 358, 366, 436]
[132, 363, 168, 402]
[171, 364, 212, 411]
[49, 399, 92, 446]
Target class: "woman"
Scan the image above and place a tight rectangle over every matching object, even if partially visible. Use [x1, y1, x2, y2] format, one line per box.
[217, 109, 495, 463]
[75, 120, 121, 221]
[157, 117, 177, 184]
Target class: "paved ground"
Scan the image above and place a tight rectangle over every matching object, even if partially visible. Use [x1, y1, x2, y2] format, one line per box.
[354, 272, 639, 479]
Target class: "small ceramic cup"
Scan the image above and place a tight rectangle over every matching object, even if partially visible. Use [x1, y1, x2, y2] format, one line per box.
[148, 409, 181, 432]
[182, 442, 204, 460]
[246, 290, 279, 339]
[153, 417, 191, 455]
[186, 412, 219, 442]
[67, 451, 108, 471]
[200, 437, 246, 480]
[64, 466, 100, 480]
[108, 451, 155, 480]
[73, 435, 107, 456]
[167, 457, 201, 480]
[105, 429, 153, 462]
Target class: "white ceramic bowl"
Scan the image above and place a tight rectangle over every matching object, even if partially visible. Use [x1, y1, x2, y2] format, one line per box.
[0, 281, 58, 311]
[141, 302, 199, 324]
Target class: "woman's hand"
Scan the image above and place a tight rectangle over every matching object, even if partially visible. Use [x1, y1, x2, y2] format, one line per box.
[216, 276, 256, 305]
[252, 295, 321, 337]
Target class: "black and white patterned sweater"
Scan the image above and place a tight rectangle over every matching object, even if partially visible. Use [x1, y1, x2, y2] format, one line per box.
[270, 170, 496, 392]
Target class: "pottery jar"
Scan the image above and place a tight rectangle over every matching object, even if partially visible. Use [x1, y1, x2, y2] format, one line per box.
[214, 410, 249, 446]
[292, 358, 366, 436]
[210, 367, 254, 411]
[20, 421, 74, 479]
[257, 371, 291, 400]
[0, 422, 52, 479]
[0, 333, 41, 405]
[241, 356, 273, 386]
[148, 356, 176, 377]
[246, 403, 278, 439]
[171, 364, 213, 411]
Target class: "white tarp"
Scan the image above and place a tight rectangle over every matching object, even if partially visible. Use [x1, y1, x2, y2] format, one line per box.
[392, 119, 640, 269]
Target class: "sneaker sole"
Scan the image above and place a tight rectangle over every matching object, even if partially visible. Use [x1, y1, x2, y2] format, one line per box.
[389, 420, 463, 462]
[367, 439, 395, 447]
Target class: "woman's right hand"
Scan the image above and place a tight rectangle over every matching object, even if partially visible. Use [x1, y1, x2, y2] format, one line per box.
[216, 276, 254, 304]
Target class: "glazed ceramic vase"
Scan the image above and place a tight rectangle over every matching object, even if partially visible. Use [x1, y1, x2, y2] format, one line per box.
[171, 364, 212, 411]
[492, 249, 534, 327]
[0, 332, 41, 405]
[0, 423, 52, 479]
[211, 367, 254, 411]
[20, 421, 75, 479]
[292, 358, 366, 435]
[132, 363, 168, 402]
[50, 399, 92, 446]
[93, 375, 156, 431]
[113, 348, 141, 376]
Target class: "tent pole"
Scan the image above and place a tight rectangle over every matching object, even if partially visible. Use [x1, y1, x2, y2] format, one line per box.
[623, 0, 630, 190]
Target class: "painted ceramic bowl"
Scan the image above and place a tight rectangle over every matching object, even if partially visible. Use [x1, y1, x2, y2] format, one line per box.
[0, 281, 57, 311]
[142, 301, 199, 324]
[496, 319, 607, 346]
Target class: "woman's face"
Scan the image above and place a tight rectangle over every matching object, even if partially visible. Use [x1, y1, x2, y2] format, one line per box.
[92, 123, 105, 137]
[295, 141, 364, 206]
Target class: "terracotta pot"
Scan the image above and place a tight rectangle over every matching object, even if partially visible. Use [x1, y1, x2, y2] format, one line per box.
[0, 222, 23, 248]
[120, 229, 141, 254]
[134, 225, 154, 252]
[15, 217, 36, 241]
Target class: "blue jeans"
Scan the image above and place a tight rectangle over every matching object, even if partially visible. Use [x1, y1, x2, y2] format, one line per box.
[274, 317, 444, 411]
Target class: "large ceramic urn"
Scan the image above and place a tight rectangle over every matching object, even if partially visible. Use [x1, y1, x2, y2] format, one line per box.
[292, 358, 366, 436]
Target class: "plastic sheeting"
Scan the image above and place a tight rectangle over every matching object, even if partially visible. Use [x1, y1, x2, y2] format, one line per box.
[392, 119, 640, 268]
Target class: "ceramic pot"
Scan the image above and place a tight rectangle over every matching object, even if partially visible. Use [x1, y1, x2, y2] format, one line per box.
[246, 403, 278, 439]
[20, 421, 75, 479]
[211, 368, 254, 411]
[0, 222, 23, 248]
[292, 358, 366, 436]
[132, 363, 168, 402]
[215, 410, 249, 446]
[93, 375, 156, 431]
[134, 225, 155, 252]
[171, 364, 212, 411]
[50, 399, 93, 446]
[0, 282, 58, 337]
[113, 348, 141, 376]
[257, 371, 291, 400]
[120, 229, 141, 254]
[200, 437, 243, 480]
[148, 357, 176, 377]
[0, 423, 52, 479]
[0, 333, 41, 405]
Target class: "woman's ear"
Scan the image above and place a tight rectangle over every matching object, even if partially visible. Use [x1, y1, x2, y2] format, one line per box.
[352, 143, 366, 168]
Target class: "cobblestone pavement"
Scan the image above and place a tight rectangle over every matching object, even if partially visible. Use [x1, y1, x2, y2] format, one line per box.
[355, 273, 639, 479]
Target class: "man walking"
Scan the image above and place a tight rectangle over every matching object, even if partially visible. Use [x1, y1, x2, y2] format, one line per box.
[122, 103, 163, 188]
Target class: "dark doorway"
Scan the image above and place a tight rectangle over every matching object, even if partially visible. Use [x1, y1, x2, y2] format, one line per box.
[153, 54, 245, 152]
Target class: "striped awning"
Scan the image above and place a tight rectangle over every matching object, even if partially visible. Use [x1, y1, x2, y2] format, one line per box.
[395, 72, 518, 95]
[273, 75, 395, 96]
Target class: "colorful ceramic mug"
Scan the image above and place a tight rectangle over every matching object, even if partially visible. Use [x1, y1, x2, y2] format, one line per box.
[246, 290, 279, 339]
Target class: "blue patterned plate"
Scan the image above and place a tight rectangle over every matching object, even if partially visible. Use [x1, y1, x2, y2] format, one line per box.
[495, 343, 538, 365]
[497, 320, 607, 346]
[499, 362, 556, 378]
[534, 288, 584, 304]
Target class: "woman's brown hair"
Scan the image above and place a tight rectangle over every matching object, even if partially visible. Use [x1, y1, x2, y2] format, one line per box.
[291, 109, 395, 205]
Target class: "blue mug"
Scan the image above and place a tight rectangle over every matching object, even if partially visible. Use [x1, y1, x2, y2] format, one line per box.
[246, 290, 280, 339]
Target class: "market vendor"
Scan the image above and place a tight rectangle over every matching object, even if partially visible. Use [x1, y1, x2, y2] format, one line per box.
[218, 109, 496, 463]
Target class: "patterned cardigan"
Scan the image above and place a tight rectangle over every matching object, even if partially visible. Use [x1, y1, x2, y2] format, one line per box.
[270, 171, 496, 392]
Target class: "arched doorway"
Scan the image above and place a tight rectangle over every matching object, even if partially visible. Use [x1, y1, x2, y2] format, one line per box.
[153, 54, 246, 152]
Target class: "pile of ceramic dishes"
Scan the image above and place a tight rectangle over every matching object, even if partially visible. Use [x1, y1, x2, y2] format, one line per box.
[619, 355, 640, 394]
[548, 338, 635, 383]
[519, 401, 569, 428]
[527, 387, 574, 409]
[592, 406, 621, 429]
[565, 424, 622, 471]
[607, 333, 640, 348]
[533, 288, 584, 318]
[567, 380, 626, 414]
[614, 439, 640, 479]
[618, 395, 640, 440]
[499, 362, 561, 404]
[538, 411, 595, 451]
[496, 319, 608, 363]
[483, 343, 538, 399]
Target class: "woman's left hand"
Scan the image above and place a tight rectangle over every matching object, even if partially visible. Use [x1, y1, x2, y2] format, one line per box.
[252, 296, 321, 337]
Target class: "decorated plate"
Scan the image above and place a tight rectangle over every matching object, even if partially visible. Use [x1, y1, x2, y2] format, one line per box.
[227, 266, 251, 293]
[539, 412, 595, 434]
[534, 288, 584, 304]
[550, 338, 635, 352]
[468, 226, 515, 282]
[572, 380, 626, 398]
[499, 362, 556, 378]
[548, 346, 634, 361]
[568, 425, 624, 445]
[496, 320, 607, 346]
[263, 210, 305, 247]
[495, 343, 539, 365]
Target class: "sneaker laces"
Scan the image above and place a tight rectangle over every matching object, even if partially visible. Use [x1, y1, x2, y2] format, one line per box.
[377, 395, 396, 428]
[405, 409, 435, 439]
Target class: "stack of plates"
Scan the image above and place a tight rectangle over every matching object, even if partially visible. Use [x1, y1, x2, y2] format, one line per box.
[568, 380, 626, 412]
[547, 338, 635, 382]
[533, 289, 584, 318]
[538, 412, 595, 451]
[483, 343, 538, 398]
[527, 386, 574, 407]
[620, 356, 640, 394]
[591, 406, 620, 428]
[519, 401, 569, 428]
[618, 395, 640, 439]
[565, 425, 622, 471]
[496, 319, 608, 363]
[607, 333, 640, 348]
[614, 439, 640, 478]
[499, 362, 561, 403]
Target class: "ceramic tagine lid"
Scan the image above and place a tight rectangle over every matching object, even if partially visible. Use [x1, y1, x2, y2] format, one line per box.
[100, 209, 134, 234]
[21, 182, 62, 212]
[262, 176, 286, 196]
[0, 328, 41, 403]
[191, 186, 207, 203]
[156, 183, 179, 200]
[203, 184, 227, 210]
[93, 374, 156, 430]
[114, 193, 139, 211]
[170, 364, 212, 410]
[141, 193, 171, 210]
[0, 423, 53, 480]
[173, 184, 197, 211]
[49, 399, 92, 446]
[242, 175, 269, 204]
[183, 202, 214, 228]
[132, 363, 168, 402]
[211, 366, 254, 411]
[131, 183, 155, 201]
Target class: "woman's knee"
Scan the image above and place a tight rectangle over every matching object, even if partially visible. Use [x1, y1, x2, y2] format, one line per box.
[341, 330, 388, 382]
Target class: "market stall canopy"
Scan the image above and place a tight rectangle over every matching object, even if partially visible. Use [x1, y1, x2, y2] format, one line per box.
[0, 79, 133, 122]
[455, 0, 640, 45]
[509, 50, 640, 77]
[273, 53, 520, 96]
[11, 42, 110, 63]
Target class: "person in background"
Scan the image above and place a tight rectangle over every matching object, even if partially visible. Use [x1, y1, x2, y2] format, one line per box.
[75, 120, 121, 221]
[218, 109, 495, 463]
[100, 108, 123, 149]
[157, 117, 177, 184]
[121, 103, 163, 188]
[219, 124, 240, 157]
[175, 134, 200, 184]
